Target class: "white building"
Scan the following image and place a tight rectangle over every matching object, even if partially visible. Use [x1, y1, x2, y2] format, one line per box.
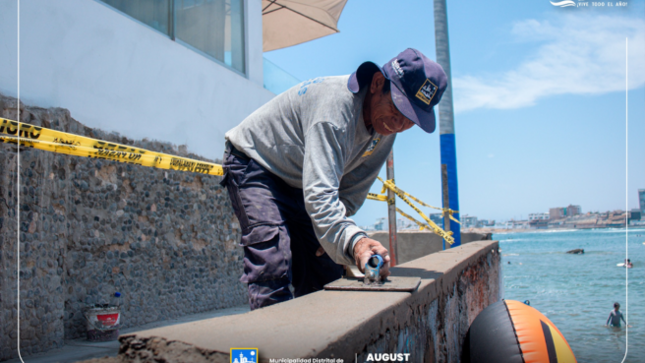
[528, 213, 549, 221]
[461, 215, 478, 228]
[0, 0, 299, 160]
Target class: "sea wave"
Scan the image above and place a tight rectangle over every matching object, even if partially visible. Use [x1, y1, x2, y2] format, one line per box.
[595, 228, 645, 233]
[495, 229, 579, 236]
[539, 229, 579, 233]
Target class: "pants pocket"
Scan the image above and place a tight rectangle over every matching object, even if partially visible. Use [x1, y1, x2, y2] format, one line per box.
[240, 225, 292, 284]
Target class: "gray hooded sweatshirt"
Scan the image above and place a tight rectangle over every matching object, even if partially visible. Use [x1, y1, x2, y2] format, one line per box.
[225, 76, 395, 265]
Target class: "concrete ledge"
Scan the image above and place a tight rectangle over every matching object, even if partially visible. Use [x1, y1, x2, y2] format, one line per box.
[96, 241, 500, 362]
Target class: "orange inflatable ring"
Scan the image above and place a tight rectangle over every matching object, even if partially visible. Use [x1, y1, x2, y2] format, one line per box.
[463, 300, 577, 363]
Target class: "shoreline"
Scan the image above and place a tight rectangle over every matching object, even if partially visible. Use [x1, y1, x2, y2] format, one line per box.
[463, 226, 643, 235]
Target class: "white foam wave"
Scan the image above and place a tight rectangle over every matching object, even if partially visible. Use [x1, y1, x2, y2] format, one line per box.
[539, 229, 579, 234]
[495, 229, 579, 237]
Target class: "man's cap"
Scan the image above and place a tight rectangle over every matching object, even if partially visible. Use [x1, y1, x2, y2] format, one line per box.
[348, 48, 448, 133]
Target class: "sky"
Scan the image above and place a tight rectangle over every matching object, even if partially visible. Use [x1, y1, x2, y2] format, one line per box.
[264, 0, 645, 227]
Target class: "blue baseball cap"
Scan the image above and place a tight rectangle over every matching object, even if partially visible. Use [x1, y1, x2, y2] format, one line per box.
[348, 48, 448, 133]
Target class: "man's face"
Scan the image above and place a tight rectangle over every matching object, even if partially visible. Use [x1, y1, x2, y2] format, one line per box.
[368, 73, 415, 136]
[370, 92, 414, 135]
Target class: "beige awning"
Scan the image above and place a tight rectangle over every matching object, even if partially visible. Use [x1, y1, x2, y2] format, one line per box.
[262, 0, 348, 52]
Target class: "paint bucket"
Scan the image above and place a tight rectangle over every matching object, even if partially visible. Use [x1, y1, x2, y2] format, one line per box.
[84, 305, 121, 341]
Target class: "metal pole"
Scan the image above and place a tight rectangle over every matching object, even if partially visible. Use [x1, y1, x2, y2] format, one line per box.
[441, 164, 451, 249]
[386, 150, 398, 266]
[434, 0, 461, 249]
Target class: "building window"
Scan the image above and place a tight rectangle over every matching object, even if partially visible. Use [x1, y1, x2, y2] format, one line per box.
[175, 0, 245, 73]
[100, 0, 245, 75]
[100, 0, 172, 36]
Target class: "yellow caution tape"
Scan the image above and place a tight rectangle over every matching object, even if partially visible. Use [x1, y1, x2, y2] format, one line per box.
[368, 193, 431, 231]
[377, 177, 455, 245]
[408, 194, 460, 224]
[378, 179, 460, 225]
[0, 118, 224, 176]
[379, 180, 459, 217]
[367, 193, 388, 202]
[395, 207, 432, 231]
[1, 118, 456, 240]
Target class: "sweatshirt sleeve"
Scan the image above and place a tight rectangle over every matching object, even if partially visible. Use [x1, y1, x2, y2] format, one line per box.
[339, 137, 395, 217]
[302, 121, 365, 266]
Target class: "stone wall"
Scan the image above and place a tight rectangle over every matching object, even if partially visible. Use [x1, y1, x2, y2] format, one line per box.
[0, 95, 246, 361]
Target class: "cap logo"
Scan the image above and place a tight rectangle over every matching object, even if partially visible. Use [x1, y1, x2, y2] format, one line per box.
[391, 59, 404, 78]
[415, 79, 438, 105]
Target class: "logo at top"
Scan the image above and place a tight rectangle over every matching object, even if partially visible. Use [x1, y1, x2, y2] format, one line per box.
[391, 59, 404, 78]
[230, 348, 258, 363]
[550, 1, 628, 7]
[298, 77, 325, 96]
[550, 0, 576, 6]
[362, 137, 381, 157]
[415, 79, 438, 106]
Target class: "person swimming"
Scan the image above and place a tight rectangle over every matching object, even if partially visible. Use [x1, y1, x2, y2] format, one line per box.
[606, 302, 626, 327]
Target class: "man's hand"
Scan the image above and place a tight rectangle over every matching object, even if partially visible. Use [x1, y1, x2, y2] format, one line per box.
[353, 237, 391, 279]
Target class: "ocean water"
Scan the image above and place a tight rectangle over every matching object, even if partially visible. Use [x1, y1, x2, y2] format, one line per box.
[496, 228, 645, 363]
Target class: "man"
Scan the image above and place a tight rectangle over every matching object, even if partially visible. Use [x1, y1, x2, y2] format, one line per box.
[220, 48, 447, 310]
[606, 302, 626, 327]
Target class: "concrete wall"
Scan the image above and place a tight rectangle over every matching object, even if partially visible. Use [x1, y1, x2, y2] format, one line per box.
[0, 96, 247, 361]
[93, 240, 501, 363]
[0, 0, 274, 160]
[368, 231, 492, 265]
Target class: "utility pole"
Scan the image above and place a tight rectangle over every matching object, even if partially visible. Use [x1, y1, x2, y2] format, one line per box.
[434, 0, 461, 249]
[386, 150, 398, 266]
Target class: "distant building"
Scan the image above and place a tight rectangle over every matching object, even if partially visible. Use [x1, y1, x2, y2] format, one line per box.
[397, 217, 417, 230]
[547, 218, 565, 229]
[549, 208, 565, 220]
[629, 209, 641, 223]
[549, 205, 581, 219]
[529, 219, 549, 229]
[374, 218, 386, 231]
[528, 213, 549, 221]
[462, 215, 478, 228]
[477, 219, 495, 228]
[429, 213, 444, 227]
[639, 189, 645, 217]
[567, 205, 581, 216]
[508, 219, 530, 229]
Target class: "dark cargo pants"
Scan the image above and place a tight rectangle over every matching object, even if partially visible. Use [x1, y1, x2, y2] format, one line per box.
[220, 143, 343, 310]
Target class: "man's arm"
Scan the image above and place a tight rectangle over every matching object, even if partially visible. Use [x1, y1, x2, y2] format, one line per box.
[302, 121, 389, 274]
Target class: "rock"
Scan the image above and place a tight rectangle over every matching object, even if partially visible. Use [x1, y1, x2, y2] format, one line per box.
[566, 248, 584, 254]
